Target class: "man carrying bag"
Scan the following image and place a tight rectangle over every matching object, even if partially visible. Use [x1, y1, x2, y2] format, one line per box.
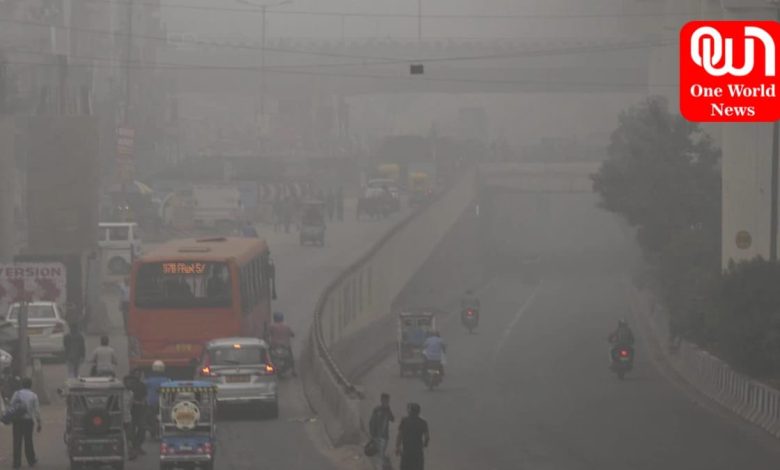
[3, 378, 41, 469]
[368, 392, 395, 470]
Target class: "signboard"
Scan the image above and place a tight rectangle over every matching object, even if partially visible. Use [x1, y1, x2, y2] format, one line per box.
[117, 127, 135, 161]
[736, 230, 752, 250]
[0, 263, 67, 317]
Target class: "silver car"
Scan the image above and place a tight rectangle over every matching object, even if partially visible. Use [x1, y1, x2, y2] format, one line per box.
[6, 302, 68, 358]
[196, 337, 278, 418]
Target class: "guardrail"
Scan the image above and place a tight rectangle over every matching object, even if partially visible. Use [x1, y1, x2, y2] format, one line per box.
[630, 286, 780, 439]
[302, 170, 477, 445]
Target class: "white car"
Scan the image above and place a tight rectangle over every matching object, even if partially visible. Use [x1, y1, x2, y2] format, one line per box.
[6, 302, 69, 358]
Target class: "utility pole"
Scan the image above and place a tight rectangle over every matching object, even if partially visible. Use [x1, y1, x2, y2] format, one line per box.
[260, 4, 267, 121]
[124, 0, 133, 126]
[16, 300, 29, 377]
[418, 0, 422, 42]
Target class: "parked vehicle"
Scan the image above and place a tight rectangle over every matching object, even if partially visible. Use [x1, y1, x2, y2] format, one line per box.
[159, 381, 217, 470]
[5, 302, 68, 358]
[196, 338, 279, 418]
[397, 311, 435, 377]
[63, 377, 127, 470]
[98, 222, 142, 276]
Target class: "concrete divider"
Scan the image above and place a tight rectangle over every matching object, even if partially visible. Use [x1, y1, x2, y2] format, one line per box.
[301, 171, 477, 446]
[629, 286, 780, 440]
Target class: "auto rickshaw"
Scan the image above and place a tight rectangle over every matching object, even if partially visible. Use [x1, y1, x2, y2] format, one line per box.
[299, 200, 326, 246]
[409, 172, 433, 207]
[397, 311, 436, 377]
[63, 377, 127, 469]
[159, 381, 217, 470]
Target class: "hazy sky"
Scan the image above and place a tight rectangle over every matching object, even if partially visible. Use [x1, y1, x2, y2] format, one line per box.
[160, 0, 664, 40]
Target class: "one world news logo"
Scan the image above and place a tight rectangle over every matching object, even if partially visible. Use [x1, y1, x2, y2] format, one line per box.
[680, 21, 780, 122]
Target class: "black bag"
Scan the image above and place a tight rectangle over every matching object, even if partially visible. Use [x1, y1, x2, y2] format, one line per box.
[363, 439, 379, 457]
[1, 401, 26, 425]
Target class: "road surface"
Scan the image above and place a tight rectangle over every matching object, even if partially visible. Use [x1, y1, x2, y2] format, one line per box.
[0, 200, 405, 469]
[359, 264, 780, 470]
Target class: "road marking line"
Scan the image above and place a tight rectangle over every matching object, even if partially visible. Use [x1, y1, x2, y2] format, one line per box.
[494, 283, 542, 358]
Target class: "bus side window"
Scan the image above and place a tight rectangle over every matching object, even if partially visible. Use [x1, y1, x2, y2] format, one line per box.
[253, 256, 264, 300]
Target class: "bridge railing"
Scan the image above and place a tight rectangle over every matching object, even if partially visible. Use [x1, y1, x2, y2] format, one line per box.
[301, 170, 477, 445]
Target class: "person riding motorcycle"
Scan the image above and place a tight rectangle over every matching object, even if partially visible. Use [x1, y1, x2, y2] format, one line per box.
[143, 360, 170, 439]
[460, 289, 481, 311]
[422, 331, 446, 378]
[608, 319, 635, 345]
[268, 312, 296, 376]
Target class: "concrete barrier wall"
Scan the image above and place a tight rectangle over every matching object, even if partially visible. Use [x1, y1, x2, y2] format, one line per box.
[629, 286, 780, 439]
[301, 171, 477, 446]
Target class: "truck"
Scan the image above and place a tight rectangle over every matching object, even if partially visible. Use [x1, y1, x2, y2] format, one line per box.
[190, 185, 243, 230]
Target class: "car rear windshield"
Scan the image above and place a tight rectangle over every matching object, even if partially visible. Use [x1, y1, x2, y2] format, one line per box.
[7, 305, 56, 320]
[208, 345, 267, 366]
[134, 261, 232, 309]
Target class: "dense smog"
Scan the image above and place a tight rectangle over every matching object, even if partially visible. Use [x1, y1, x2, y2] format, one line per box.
[1, 0, 779, 469]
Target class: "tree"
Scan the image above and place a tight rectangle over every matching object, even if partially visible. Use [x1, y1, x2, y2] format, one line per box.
[716, 258, 780, 376]
[592, 96, 721, 255]
[593, 96, 722, 338]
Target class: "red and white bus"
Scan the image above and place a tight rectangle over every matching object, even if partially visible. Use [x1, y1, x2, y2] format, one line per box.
[128, 237, 274, 371]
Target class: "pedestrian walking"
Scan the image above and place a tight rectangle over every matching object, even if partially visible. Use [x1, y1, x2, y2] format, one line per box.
[369, 393, 395, 469]
[395, 403, 429, 470]
[89, 336, 118, 377]
[63, 322, 86, 378]
[8, 377, 41, 469]
[124, 371, 148, 460]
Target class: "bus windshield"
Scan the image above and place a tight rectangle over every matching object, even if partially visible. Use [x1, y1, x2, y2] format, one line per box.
[134, 261, 232, 309]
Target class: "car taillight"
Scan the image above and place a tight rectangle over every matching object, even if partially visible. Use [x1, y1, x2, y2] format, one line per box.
[52, 322, 65, 334]
[200, 366, 212, 377]
[265, 363, 275, 374]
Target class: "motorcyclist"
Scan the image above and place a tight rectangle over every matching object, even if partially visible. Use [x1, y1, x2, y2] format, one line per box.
[460, 289, 481, 311]
[268, 312, 296, 376]
[143, 360, 170, 439]
[422, 331, 446, 377]
[608, 319, 635, 345]
[460, 289, 481, 322]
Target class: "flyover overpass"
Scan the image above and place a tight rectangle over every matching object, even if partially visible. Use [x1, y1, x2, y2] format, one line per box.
[159, 36, 656, 95]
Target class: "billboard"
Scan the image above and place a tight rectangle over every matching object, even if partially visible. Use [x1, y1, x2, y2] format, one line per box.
[0, 263, 68, 317]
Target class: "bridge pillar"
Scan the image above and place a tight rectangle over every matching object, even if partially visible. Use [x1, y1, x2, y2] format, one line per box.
[722, 124, 775, 266]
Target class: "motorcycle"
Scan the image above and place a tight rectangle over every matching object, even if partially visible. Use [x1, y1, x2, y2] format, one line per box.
[269, 345, 293, 378]
[422, 362, 443, 390]
[610, 344, 634, 380]
[461, 308, 479, 333]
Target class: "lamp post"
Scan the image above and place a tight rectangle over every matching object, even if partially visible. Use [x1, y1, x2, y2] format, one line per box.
[237, 0, 293, 132]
